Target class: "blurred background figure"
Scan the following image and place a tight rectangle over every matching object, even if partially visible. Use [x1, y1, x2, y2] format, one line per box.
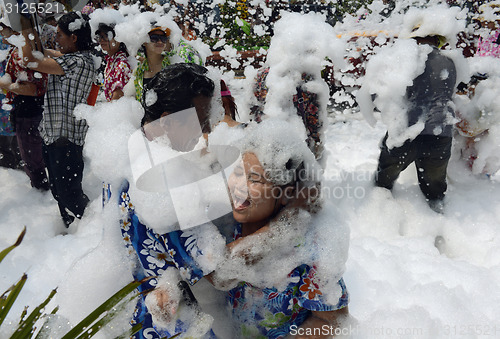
[95, 22, 131, 101]
[0, 18, 49, 190]
[476, 1, 500, 57]
[0, 33, 21, 170]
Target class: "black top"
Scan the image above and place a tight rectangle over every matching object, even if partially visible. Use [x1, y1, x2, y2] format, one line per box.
[406, 47, 457, 137]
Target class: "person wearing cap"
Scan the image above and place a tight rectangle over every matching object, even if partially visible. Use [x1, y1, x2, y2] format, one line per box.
[20, 12, 97, 227]
[374, 28, 457, 214]
[95, 23, 131, 101]
[133, 24, 203, 101]
[0, 21, 49, 190]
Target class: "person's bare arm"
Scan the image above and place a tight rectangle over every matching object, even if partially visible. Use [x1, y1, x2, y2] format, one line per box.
[20, 17, 64, 75]
[0, 81, 38, 96]
[44, 49, 63, 58]
[110, 89, 124, 101]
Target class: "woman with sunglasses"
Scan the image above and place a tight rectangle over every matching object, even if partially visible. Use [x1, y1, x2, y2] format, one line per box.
[95, 23, 131, 102]
[134, 25, 203, 101]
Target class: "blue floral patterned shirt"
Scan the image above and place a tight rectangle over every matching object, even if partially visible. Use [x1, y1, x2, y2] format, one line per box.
[117, 180, 348, 339]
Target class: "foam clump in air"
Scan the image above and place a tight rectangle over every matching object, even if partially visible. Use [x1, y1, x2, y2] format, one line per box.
[398, 5, 466, 47]
[357, 38, 429, 148]
[89, 7, 126, 36]
[262, 12, 346, 125]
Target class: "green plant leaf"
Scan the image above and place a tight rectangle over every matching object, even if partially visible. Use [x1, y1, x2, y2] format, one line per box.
[32, 306, 62, 339]
[60, 279, 145, 339]
[0, 274, 27, 328]
[0, 227, 26, 264]
[114, 322, 142, 339]
[235, 17, 251, 36]
[10, 288, 57, 339]
[75, 287, 140, 339]
[18, 306, 28, 324]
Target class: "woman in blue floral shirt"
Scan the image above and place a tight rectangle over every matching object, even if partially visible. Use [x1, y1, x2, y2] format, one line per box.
[137, 120, 350, 338]
[202, 120, 349, 338]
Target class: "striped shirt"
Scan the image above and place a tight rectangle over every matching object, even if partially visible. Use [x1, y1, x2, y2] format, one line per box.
[39, 50, 96, 146]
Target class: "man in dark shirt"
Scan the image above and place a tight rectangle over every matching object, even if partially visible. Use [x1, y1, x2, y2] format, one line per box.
[375, 33, 457, 214]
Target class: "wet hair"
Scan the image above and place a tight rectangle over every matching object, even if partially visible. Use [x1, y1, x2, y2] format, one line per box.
[141, 63, 215, 128]
[96, 23, 129, 56]
[57, 12, 93, 51]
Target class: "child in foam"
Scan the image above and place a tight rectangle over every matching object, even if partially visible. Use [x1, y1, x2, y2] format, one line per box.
[149, 120, 350, 338]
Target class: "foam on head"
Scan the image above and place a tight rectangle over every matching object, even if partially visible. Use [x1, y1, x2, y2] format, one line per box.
[210, 119, 322, 187]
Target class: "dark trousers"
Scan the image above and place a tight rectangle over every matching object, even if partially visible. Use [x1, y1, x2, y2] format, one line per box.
[0, 135, 22, 169]
[375, 133, 452, 201]
[15, 116, 49, 190]
[43, 139, 89, 225]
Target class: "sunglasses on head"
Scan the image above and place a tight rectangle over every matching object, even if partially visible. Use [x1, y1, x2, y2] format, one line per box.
[149, 34, 169, 43]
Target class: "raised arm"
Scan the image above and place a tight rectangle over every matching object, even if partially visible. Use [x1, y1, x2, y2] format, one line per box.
[44, 49, 63, 58]
[20, 17, 64, 75]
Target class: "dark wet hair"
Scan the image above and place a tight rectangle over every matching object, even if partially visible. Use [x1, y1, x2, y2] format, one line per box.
[141, 63, 215, 128]
[57, 12, 93, 51]
[96, 23, 129, 56]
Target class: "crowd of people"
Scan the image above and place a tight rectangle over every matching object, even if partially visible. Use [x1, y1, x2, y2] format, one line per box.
[0, 1, 499, 338]
[0, 2, 349, 337]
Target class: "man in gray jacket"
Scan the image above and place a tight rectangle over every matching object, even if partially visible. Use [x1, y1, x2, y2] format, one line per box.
[375, 33, 456, 213]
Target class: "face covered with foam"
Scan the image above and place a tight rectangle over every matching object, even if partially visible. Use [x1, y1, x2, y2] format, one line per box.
[210, 118, 322, 225]
[228, 152, 287, 226]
